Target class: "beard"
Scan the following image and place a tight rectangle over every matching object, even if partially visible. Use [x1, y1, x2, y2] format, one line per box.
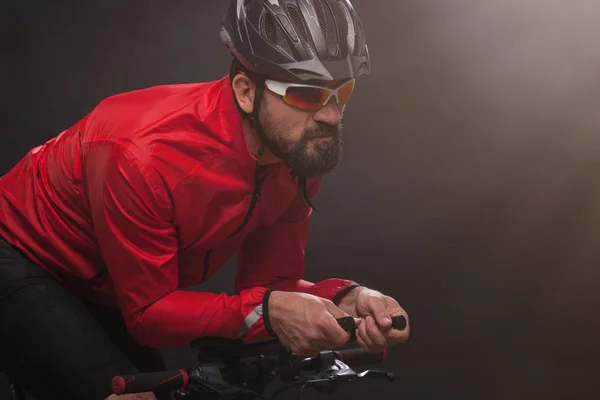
[257, 106, 343, 178]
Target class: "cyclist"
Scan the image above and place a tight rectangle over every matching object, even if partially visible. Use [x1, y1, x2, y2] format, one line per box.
[0, 1, 409, 399]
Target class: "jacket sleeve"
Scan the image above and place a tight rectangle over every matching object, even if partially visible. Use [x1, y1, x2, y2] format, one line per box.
[85, 143, 271, 348]
[236, 177, 360, 324]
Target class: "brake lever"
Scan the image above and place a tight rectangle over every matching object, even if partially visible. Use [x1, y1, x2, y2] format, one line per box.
[320, 360, 395, 383]
[357, 369, 395, 382]
[306, 360, 395, 395]
[322, 359, 358, 380]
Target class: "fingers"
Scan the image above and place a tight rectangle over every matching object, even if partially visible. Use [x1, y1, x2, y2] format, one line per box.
[323, 299, 351, 320]
[356, 316, 386, 353]
[385, 299, 410, 340]
[284, 329, 328, 356]
[322, 300, 357, 348]
[380, 297, 410, 334]
[290, 317, 349, 354]
[362, 293, 393, 330]
[357, 307, 410, 352]
[387, 312, 410, 343]
[374, 309, 393, 330]
[365, 315, 388, 346]
[357, 314, 410, 352]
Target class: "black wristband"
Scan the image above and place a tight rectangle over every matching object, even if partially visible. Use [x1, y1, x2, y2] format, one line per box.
[332, 284, 361, 305]
[262, 289, 277, 338]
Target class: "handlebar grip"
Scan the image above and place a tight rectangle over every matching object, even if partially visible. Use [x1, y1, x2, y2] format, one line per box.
[334, 347, 387, 366]
[336, 315, 407, 336]
[111, 369, 189, 395]
[336, 316, 358, 333]
[391, 315, 408, 330]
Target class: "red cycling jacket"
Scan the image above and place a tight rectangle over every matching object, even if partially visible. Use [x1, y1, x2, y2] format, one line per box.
[0, 76, 357, 348]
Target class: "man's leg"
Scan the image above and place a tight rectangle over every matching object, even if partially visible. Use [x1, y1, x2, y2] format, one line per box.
[0, 237, 150, 400]
[84, 301, 172, 400]
[84, 301, 168, 374]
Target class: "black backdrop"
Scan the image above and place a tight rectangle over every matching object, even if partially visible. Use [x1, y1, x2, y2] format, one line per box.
[1, 1, 599, 399]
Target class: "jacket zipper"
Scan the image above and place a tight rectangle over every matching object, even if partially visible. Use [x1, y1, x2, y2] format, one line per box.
[200, 161, 269, 283]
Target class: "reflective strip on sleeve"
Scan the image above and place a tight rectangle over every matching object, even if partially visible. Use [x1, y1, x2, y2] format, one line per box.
[237, 304, 263, 338]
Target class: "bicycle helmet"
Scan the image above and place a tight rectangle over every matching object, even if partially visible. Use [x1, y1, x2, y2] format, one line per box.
[220, 0, 370, 82]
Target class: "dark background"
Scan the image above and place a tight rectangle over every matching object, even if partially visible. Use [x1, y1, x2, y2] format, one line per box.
[2, 0, 599, 399]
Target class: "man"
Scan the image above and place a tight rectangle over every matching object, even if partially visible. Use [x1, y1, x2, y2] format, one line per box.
[0, 1, 409, 399]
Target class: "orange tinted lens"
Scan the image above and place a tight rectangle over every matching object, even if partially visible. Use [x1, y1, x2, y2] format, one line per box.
[337, 80, 355, 105]
[284, 86, 329, 111]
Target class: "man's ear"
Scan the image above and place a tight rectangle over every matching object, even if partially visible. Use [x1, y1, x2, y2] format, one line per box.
[232, 73, 257, 115]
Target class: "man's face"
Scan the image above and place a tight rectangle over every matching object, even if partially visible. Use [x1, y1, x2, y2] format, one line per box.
[257, 80, 346, 178]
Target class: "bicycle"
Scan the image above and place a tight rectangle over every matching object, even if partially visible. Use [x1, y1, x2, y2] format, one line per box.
[111, 315, 407, 400]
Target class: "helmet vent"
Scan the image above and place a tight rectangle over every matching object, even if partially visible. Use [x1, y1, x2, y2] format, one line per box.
[337, 1, 355, 54]
[261, 11, 293, 57]
[312, 0, 338, 57]
[286, 4, 309, 45]
[311, 0, 328, 38]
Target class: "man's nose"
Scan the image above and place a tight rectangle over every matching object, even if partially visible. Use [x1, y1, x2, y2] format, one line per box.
[313, 98, 343, 126]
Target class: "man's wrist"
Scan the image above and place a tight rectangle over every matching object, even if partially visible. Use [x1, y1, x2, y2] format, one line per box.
[332, 282, 361, 305]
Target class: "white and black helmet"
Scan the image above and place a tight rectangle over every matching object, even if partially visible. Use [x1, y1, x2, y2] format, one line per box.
[220, 0, 370, 82]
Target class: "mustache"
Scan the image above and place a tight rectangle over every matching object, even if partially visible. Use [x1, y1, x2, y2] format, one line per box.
[302, 122, 341, 140]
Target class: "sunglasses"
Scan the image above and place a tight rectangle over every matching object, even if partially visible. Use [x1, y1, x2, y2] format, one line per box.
[264, 78, 356, 111]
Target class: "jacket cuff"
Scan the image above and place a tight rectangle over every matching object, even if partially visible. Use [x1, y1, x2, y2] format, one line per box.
[332, 283, 361, 305]
[262, 288, 278, 338]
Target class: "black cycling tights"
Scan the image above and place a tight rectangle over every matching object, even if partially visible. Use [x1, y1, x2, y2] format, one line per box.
[0, 236, 168, 400]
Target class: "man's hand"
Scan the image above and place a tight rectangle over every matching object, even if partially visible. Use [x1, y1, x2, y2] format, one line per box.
[338, 287, 410, 352]
[267, 291, 362, 356]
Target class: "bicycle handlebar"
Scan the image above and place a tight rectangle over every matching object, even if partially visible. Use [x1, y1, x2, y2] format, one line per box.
[112, 315, 407, 397]
[111, 347, 388, 395]
[112, 369, 189, 395]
